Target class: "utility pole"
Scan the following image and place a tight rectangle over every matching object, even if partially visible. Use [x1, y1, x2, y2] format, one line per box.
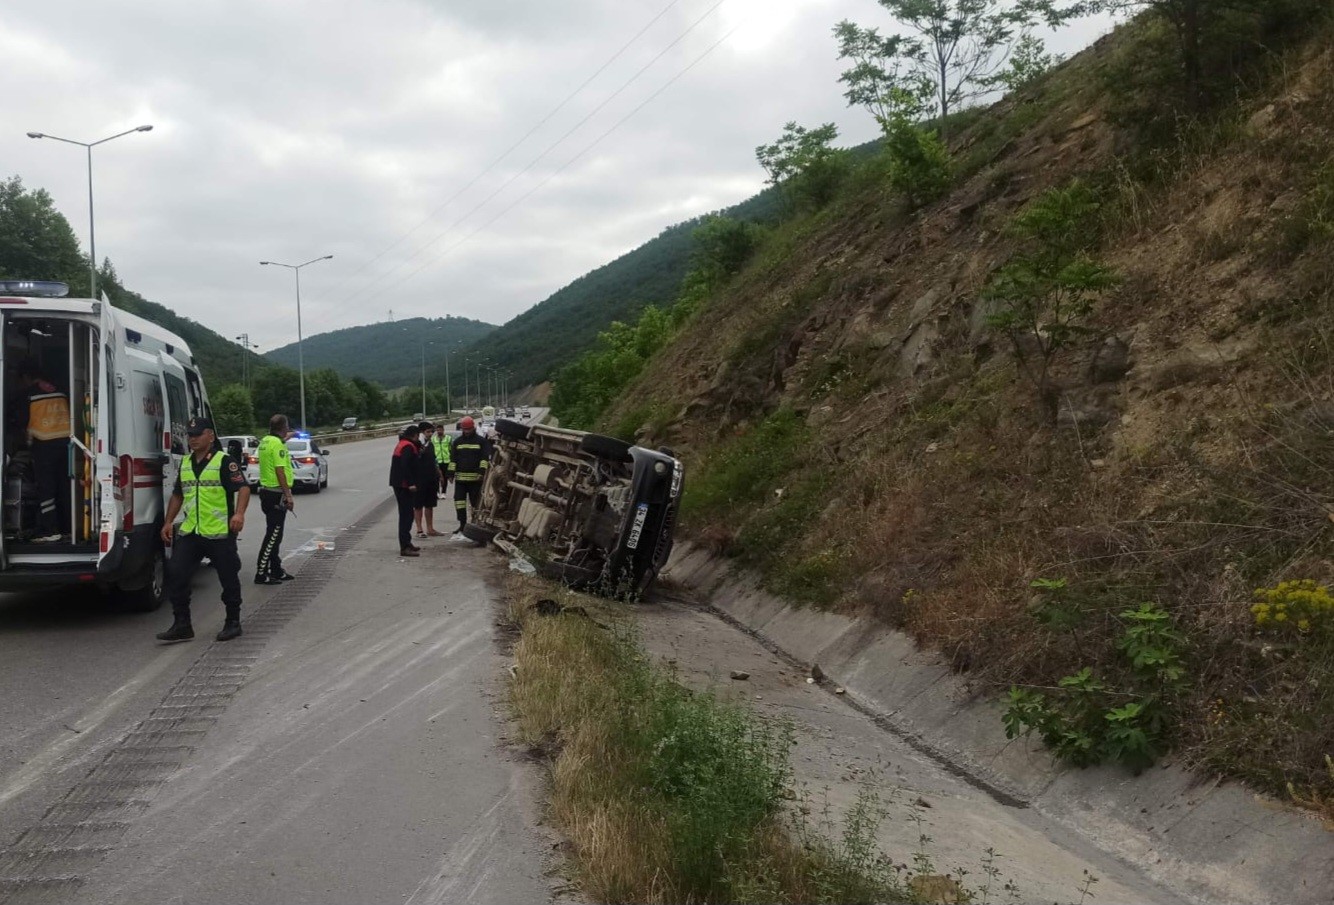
[236, 333, 258, 391]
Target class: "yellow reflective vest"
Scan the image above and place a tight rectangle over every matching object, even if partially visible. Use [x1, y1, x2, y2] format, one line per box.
[180, 451, 232, 538]
[28, 385, 71, 441]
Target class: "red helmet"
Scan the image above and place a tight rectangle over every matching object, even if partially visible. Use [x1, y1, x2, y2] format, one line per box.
[459, 416, 475, 430]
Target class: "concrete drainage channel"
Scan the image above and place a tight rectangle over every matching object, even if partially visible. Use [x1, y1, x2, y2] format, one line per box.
[0, 496, 397, 905]
[661, 541, 1334, 905]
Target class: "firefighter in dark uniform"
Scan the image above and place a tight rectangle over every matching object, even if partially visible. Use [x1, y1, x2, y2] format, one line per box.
[156, 417, 251, 643]
[448, 416, 489, 533]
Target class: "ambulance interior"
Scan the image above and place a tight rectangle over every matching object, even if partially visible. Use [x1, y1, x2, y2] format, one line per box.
[2, 316, 100, 552]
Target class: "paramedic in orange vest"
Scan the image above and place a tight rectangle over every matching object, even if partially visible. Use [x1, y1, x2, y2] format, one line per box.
[19, 361, 71, 543]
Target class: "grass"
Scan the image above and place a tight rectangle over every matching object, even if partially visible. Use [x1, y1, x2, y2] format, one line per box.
[504, 577, 921, 904]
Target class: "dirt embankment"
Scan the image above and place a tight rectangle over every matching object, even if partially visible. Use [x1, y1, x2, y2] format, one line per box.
[605, 20, 1334, 815]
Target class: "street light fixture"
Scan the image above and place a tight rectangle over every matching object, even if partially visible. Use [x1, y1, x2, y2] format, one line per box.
[27, 124, 153, 299]
[260, 255, 333, 431]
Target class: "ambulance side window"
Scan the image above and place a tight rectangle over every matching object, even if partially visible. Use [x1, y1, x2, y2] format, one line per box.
[184, 368, 205, 420]
[164, 373, 188, 455]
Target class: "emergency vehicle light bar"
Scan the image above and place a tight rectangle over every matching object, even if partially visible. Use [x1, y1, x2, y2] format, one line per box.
[0, 280, 70, 298]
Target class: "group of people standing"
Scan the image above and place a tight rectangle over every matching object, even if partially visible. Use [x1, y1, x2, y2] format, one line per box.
[390, 416, 490, 557]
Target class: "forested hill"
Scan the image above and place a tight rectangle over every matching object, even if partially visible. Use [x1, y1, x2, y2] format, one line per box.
[451, 183, 786, 390]
[0, 177, 259, 388]
[265, 315, 495, 388]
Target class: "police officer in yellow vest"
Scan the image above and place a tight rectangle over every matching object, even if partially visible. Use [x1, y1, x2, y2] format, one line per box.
[18, 361, 72, 543]
[156, 417, 251, 643]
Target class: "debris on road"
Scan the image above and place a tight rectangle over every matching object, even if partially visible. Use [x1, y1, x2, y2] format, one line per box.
[730, 670, 750, 680]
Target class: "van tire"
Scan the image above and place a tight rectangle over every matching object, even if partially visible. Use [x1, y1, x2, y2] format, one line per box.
[495, 419, 530, 441]
[578, 433, 632, 462]
[116, 548, 166, 612]
[461, 523, 498, 546]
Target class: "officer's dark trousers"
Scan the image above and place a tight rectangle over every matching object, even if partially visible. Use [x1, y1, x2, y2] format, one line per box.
[256, 489, 287, 577]
[454, 480, 481, 527]
[394, 487, 414, 550]
[31, 439, 69, 536]
[168, 533, 242, 624]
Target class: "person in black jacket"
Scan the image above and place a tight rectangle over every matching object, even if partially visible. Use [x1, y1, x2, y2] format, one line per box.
[448, 416, 490, 533]
[389, 425, 421, 557]
[413, 421, 444, 537]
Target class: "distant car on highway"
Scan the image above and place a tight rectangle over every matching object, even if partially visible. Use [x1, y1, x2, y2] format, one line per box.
[341, 416, 359, 431]
[412, 412, 424, 421]
[463, 420, 683, 598]
[286, 437, 330, 492]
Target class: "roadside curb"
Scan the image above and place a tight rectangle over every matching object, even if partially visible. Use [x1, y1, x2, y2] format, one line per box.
[662, 541, 1334, 905]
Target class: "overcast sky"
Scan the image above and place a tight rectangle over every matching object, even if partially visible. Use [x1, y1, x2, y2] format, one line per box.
[2, 0, 1116, 352]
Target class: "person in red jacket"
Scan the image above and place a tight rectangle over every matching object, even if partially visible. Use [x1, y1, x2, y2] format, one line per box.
[389, 424, 421, 557]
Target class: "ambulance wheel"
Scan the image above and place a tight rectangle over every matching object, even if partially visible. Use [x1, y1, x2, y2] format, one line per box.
[116, 548, 167, 612]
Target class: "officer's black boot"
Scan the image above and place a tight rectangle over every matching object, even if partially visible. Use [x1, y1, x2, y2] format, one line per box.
[216, 610, 242, 642]
[156, 616, 194, 644]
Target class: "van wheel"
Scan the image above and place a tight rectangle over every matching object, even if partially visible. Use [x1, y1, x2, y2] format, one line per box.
[461, 523, 498, 546]
[579, 433, 632, 462]
[495, 419, 530, 441]
[116, 549, 166, 612]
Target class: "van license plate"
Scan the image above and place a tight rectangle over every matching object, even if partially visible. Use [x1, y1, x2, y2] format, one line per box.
[626, 503, 649, 550]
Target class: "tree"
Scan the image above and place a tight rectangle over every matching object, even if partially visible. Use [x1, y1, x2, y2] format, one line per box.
[1089, 0, 1325, 110]
[211, 384, 256, 435]
[836, 1, 1077, 138]
[690, 216, 765, 284]
[755, 122, 847, 214]
[0, 176, 89, 294]
[984, 181, 1119, 421]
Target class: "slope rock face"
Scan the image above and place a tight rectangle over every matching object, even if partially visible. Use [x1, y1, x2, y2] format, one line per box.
[604, 20, 1334, 818]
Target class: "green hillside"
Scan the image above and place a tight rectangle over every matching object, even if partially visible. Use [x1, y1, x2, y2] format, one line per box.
[449, 184, 787, 390]
[265, 315, 495, 388]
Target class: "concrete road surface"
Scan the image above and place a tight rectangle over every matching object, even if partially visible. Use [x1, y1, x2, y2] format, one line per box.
[0, 431, 555, 904]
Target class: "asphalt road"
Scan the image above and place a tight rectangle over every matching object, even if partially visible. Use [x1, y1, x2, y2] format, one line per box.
[0, 420, 554, 904]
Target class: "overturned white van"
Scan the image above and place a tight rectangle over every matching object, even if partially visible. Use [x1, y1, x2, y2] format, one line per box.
[0, 281, 212, 609]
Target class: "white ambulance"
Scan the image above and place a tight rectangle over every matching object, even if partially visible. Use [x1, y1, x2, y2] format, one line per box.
[0, 280, 213, 610]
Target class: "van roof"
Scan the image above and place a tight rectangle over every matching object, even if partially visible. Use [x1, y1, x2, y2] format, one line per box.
[0, 296, 197, 364]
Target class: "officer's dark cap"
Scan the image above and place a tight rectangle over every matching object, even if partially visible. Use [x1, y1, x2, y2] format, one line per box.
[186, 416, 216, 436]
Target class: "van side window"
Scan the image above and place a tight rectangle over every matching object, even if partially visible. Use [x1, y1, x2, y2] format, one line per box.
[164, 373, 188, 454]
[184, 368, 205, 419]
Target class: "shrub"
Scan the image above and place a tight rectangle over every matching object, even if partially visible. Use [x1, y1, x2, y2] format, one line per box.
[984, 180, 1119, 421]
[1252, 580, 1334, 636]
[1004, 602, 1188, 772]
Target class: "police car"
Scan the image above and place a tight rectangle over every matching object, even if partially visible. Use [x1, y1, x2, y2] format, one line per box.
[285, 434, 330, 492]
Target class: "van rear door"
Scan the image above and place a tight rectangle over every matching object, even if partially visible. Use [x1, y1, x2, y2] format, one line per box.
[95, 302, 121, 566]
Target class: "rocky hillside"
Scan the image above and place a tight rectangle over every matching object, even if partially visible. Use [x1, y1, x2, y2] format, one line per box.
[604, 12, 1334, 810]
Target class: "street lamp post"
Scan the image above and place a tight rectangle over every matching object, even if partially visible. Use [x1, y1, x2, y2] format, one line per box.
[260, 255, 333, 431]
[444, 341, 463, 417]
[27, 124, 153, 299]
[419, 340, 433, 418]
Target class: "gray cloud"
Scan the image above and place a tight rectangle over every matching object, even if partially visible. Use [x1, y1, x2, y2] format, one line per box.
[2, 0, 1117, 354]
